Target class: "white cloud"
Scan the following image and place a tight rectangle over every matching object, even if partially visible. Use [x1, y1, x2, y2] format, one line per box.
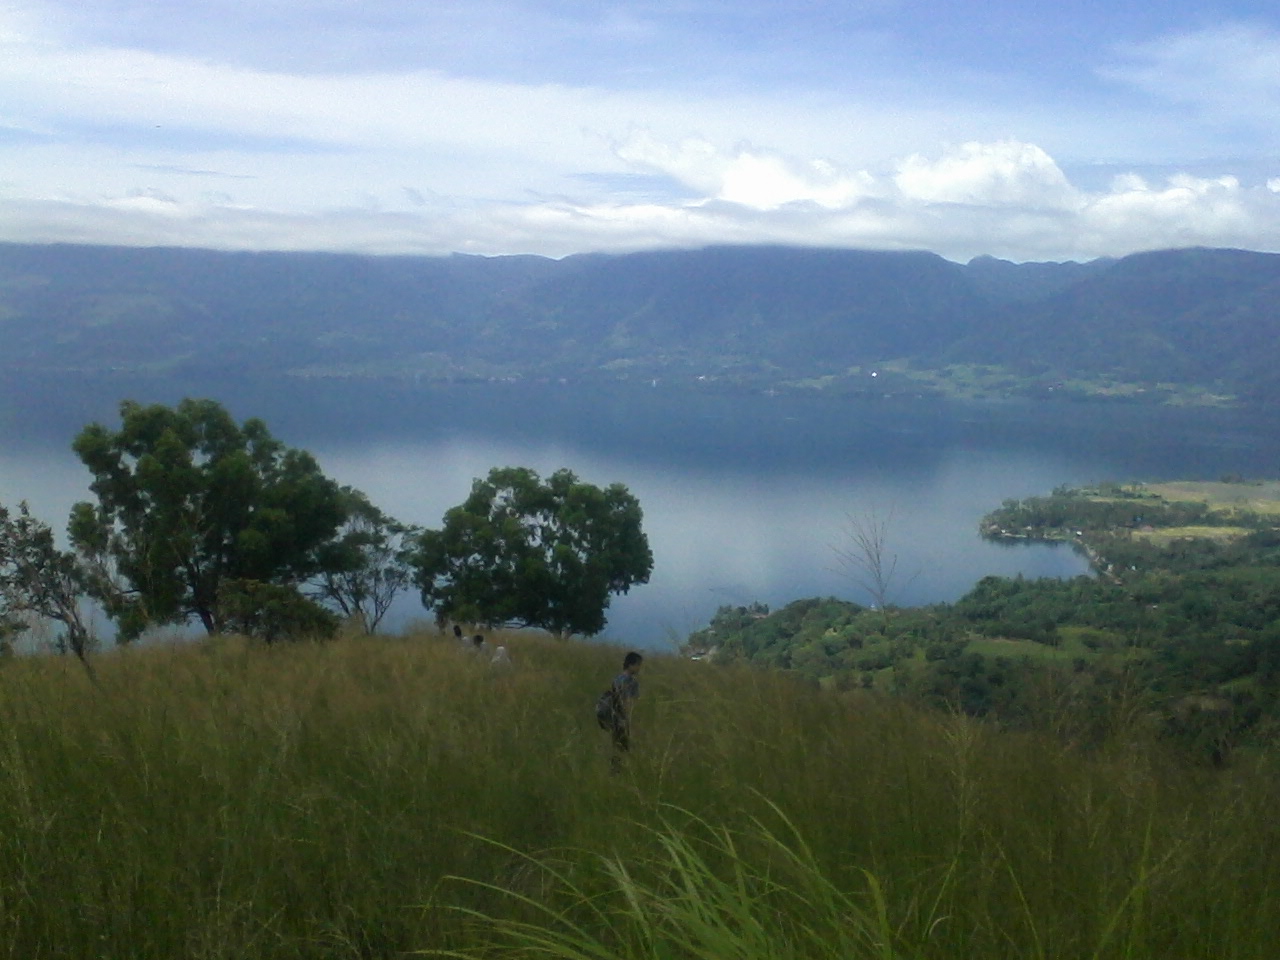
[615, 134, 877, 210]
[5, 138, 1280, 262]
[0, 8, 1181, 198]
[1078, 173, 1263, 254]
[1104, 23, 1280, 132]
[893, 141, 1078, 209]
[4, 6, 1280, 261]
[0, 1, 45, 44]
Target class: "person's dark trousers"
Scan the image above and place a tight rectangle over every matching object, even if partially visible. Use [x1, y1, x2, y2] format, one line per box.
[610, 723, 630, 772]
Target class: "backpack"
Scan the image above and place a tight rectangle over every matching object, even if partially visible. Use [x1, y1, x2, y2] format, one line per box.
[595, 684, 622, 730]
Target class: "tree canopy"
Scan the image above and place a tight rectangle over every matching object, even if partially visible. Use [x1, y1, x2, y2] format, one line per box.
[69, 398, 348, 639]
[0, 500, 94, 660]
[308, 488, 418, 633]
[413, 466, 652, 637]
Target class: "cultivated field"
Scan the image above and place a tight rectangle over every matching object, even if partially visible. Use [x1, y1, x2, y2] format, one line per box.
[1146, 480, 1280, 515]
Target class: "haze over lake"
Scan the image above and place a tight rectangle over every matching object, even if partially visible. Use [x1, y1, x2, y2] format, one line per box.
[2, 379, 1275, 647]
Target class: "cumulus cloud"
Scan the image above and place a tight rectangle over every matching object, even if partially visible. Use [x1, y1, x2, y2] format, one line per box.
[4, 6, 1280, 261]
[893, 141, 1077, 209]
[1078, 173, 1264, 254]
[6, 138, 1278, 263]
[615, 134, 876, 210]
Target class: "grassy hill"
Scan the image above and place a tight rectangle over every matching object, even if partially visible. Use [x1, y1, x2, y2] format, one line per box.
[3, 629, 1278, 959]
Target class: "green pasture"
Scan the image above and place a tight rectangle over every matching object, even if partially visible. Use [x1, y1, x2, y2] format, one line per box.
[964, 624, 1141, 663]
[1133, 524, 1253, 543]
[1146, 480, 1280, 516]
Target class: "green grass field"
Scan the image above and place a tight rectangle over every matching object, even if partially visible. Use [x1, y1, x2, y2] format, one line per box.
[2, 631, 1278, 959]
[1132, 524, 1252, 543]
[1146, 480, 1280, 516]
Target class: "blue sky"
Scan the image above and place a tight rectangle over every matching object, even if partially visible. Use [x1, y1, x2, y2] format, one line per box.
[2, 0, 1279, 260]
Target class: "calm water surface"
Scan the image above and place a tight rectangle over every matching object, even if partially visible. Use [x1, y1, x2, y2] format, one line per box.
[2, 381, 1276, 647]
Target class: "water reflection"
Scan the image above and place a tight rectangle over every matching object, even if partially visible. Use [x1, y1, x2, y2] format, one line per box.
[310, 438, 1098, 647]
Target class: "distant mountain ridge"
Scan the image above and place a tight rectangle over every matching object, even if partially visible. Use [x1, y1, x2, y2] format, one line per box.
[1, 242, 1277, 404]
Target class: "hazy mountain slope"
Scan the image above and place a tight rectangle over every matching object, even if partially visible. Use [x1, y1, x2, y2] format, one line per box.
[484, 246, 988, 370]
[969, 247, 1280, 386]
[0, 245, 560, 374]
[2, 241, 1277, 403]
[963, 254, 1114, 303]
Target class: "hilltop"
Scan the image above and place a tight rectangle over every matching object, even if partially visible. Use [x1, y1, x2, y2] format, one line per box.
[2, 242, 1277, 405]
[2, 629, 1278, 959]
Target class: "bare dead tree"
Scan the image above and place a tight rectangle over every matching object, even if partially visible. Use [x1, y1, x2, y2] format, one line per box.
[831, 507, 917, 629]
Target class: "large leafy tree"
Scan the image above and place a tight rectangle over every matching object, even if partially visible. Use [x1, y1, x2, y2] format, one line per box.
[69, 399, 347, 639]
[413, 466, 653, 638]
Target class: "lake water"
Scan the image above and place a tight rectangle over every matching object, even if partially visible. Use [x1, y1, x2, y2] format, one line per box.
[2, 380, 1276, 648]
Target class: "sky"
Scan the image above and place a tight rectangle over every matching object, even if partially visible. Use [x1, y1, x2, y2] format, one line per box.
[3, 0, 1280, 262]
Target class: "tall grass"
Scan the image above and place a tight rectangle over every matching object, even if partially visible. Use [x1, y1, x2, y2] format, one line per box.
[0, 632, 1277, 959]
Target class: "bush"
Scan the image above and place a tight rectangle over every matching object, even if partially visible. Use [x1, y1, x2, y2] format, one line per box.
[218, 579, 339, 642]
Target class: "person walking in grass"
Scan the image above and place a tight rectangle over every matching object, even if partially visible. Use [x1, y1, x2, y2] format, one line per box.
[598, 651, 642, 771]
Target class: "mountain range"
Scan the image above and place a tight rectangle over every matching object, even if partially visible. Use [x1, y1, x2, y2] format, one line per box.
[2, 242, 1277, 405]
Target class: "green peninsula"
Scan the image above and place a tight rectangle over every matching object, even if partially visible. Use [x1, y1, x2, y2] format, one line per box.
[686, 478, 1280, 760]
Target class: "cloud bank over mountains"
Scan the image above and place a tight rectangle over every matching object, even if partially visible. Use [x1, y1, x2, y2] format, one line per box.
[3, 1, 1279, 262]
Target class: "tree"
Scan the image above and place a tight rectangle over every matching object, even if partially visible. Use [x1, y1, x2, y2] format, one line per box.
[832, 508, 916, 629]
[309, 488, 418, 633]
[0, 500, 95, 663]
[413, 466, 653, 637]
[219, 579, 339, 644]
[68, 399, 348, 640]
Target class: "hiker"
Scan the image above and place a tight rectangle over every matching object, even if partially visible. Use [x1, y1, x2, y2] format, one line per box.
[470, 633, 488, 657]
[599, 651, 643, 771]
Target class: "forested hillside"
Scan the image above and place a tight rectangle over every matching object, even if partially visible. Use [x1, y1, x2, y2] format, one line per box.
[686, 479, 1280, 761]
[2, 242, 1277, 404]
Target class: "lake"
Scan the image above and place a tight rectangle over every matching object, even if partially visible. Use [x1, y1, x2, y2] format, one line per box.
[2, 378, 1276, 648]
